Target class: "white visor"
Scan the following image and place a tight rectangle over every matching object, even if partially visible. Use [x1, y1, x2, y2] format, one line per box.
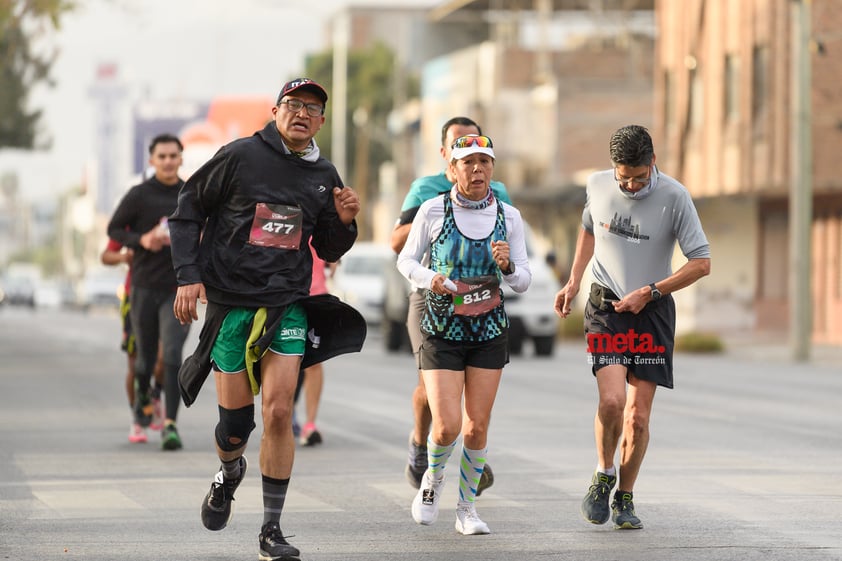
[451, 145, 495, 161]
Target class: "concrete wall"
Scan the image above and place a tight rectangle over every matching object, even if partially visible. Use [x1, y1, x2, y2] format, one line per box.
[675, 195, 757, 335]
[655, 0, 842, 342]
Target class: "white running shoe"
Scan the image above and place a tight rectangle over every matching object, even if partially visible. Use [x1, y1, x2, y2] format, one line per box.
[455, 503, 490, 535]
[128, 423, 148, 444]
[411, 469, 444, 525]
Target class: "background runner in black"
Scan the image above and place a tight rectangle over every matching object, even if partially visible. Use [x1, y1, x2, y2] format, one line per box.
[107, 133, 190, 451]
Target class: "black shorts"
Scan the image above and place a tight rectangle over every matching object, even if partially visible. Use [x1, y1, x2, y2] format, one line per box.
[419, 332, 509, 371]
[584, 283, 676, 388]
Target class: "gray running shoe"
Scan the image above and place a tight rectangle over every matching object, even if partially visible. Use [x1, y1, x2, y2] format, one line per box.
[612, 491, 643, 529]
[580, 471, 617, 524]
[405, 433, 428, 489]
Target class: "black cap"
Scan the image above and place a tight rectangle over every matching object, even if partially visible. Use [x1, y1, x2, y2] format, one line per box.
[277, 78, 328, 105]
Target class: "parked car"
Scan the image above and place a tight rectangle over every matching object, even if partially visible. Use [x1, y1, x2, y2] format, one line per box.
[1, 275, 36, 307]
[2, 263, 42, 308]
[500, 225, 562, 356]
[382, 223, 561, 356]
[78, 267, 125, 310]
[331, 242, 394, 326]
[34, 280, 66, 308]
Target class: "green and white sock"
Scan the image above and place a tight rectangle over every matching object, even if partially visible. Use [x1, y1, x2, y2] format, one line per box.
[427, 437, 457, 479]
[458, 446, 487, 503]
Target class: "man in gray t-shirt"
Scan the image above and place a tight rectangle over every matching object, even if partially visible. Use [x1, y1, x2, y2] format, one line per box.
[554, 125, 711, 531]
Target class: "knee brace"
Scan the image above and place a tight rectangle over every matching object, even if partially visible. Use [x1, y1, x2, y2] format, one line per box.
[215, 404, 256, 452]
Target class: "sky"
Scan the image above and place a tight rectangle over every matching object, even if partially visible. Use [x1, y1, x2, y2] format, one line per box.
[14, 0, 438, 202]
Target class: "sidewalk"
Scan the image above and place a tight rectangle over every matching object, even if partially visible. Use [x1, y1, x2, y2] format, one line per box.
[716, 329, 840, 366]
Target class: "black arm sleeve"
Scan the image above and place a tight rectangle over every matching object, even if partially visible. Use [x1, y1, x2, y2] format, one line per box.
[169, 147, 231, 285]
[311, 178, 358, 263]
[397, 206, 420, 226]
[107, 189, 143, 249]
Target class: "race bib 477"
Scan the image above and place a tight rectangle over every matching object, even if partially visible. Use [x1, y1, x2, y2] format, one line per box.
[248, 203, 303, 249]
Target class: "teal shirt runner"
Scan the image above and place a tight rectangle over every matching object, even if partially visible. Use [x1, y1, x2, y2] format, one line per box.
[400, 172, 511, 213]
[422, 193, 509, 342]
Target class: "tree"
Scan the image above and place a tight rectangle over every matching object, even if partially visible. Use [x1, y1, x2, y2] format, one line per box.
[303, 41, 419, 238]
[0, 0, 75, 149]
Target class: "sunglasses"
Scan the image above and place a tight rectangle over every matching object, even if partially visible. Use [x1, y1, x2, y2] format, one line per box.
[452, 135, 493, 150]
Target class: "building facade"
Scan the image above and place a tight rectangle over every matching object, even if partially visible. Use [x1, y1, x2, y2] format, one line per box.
[655, 0, 842, 342]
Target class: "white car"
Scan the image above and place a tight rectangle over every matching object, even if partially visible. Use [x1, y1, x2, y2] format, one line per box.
[499, 225, 562, 356]
[331, 242, 394, 326]
[79, 267, 125, 310]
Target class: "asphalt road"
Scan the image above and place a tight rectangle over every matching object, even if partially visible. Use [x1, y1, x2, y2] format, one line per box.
[0, 305, 840, 561]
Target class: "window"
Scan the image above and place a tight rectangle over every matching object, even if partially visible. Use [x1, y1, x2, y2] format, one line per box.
[724, 54, 739, 121]
[759, 210, 787, 299]
[689, 67, 704, 129]
[664, 70, 674, 131]
[752, 45, 768, 134]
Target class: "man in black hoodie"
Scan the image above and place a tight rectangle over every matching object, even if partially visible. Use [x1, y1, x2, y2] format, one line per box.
[107, 133, 190, 451]
[170, 78, 360, 561]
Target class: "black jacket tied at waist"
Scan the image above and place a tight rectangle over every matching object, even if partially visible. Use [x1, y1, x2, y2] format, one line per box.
[178, 294, 367, 407]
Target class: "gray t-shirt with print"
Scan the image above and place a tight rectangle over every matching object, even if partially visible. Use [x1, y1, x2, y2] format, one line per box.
[582, 167, 710, 298]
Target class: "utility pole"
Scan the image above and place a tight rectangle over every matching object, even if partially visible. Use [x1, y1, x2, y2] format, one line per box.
[331, 10, 349, 179]
[790, 0, 812, 361]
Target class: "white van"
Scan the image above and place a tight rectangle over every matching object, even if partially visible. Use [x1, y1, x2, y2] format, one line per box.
[331, 242, 394, 326]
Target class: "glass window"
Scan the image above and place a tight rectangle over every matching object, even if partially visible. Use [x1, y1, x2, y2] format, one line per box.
[664, 70, 674, 131]
[724, 54, 739, 121]
[752, 45, 768, 135]
[690, 67, 704, 128]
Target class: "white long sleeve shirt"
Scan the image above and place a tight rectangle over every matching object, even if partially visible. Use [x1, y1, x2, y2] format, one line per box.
[397, 195, 531, 293]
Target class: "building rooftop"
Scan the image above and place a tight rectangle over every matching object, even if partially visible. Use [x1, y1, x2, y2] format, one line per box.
[429, 0, 655, 22]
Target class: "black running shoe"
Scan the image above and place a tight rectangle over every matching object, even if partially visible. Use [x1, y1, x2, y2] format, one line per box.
[258, 522, 301, 561]
[161, 422, 182, 451]
[611, 491, 643, 529]
[200, 456, 247, 531]
[476, 463, 494, 497]
[581, 471, 617, 524]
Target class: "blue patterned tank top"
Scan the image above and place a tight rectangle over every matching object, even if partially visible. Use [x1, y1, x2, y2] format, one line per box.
[421, 193, 509, 341]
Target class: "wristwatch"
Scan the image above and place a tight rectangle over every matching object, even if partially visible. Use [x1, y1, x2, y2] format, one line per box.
[649, 282, 662, 301]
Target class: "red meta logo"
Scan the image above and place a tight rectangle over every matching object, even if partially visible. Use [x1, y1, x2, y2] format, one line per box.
[587, 329, 665, 353]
